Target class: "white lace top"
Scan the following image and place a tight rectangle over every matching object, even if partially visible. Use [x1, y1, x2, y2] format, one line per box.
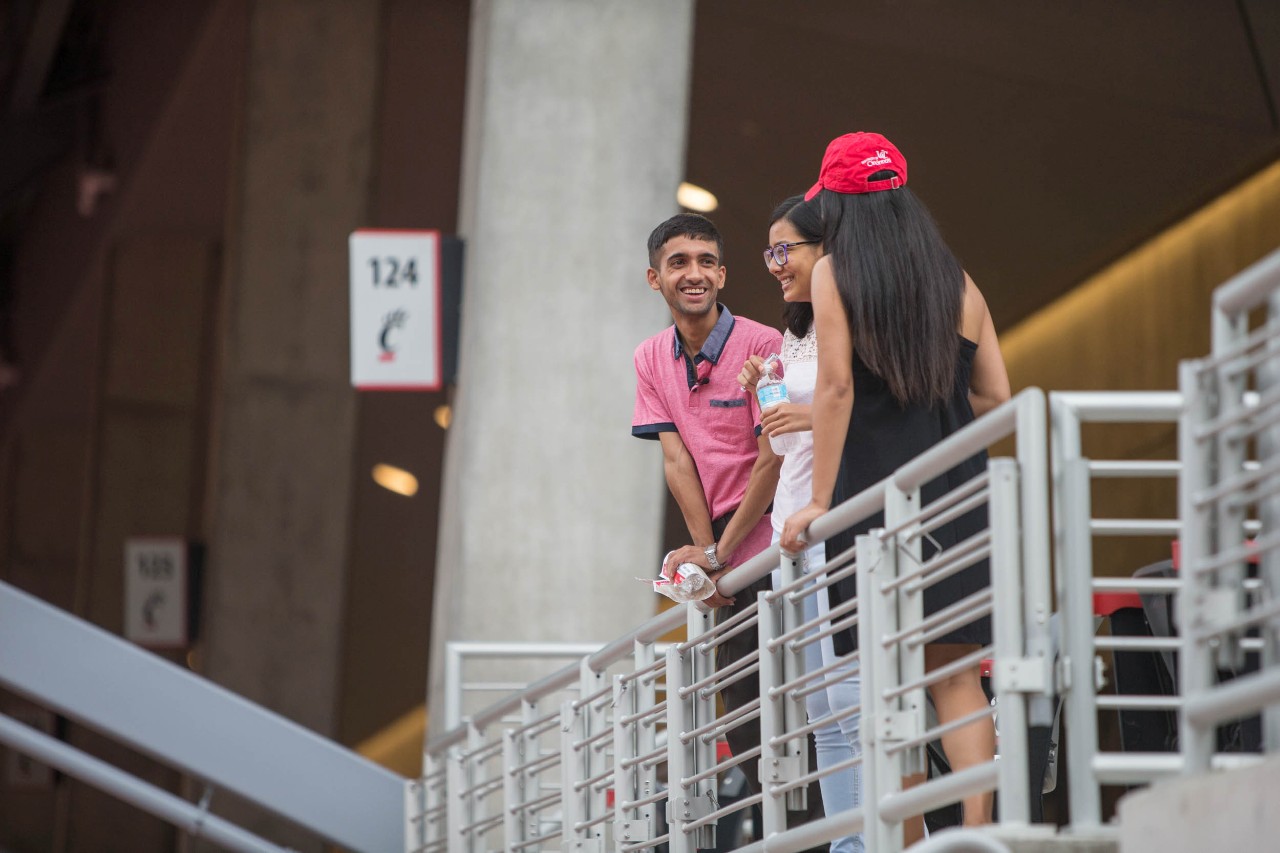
[772, 323, 817, 534]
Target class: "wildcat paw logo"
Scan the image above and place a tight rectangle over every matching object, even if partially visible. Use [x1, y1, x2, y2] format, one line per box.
[379, 309, 408, 362]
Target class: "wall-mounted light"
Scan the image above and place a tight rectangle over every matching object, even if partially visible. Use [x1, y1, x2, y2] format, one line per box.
[433, 404, 452, 430]
[677, 181, 718, 213]
[372, 463, 419, 497]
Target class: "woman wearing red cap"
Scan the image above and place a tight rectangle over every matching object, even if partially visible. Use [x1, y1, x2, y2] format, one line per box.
[780, 132, 1011, 836]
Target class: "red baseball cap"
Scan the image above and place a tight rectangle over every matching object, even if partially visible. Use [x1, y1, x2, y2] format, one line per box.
[805, 132, 908, 200]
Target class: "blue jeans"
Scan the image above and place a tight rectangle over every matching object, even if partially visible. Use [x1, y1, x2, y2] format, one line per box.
[776, 537, 865, 853]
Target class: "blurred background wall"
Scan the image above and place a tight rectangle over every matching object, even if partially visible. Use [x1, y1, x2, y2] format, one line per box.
[0, 0, 1277, 849]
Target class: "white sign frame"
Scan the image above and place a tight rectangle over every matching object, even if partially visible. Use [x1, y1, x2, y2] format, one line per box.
[124, 536, 189, 649]
[348, 228, 443, 391]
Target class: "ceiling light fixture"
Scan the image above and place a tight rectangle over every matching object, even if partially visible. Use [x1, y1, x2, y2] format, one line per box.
[677, 181, 718, 213]
[372, 463, 419, 497]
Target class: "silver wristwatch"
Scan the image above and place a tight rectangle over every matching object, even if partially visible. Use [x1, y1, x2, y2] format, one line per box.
[704, 543, 724, 572]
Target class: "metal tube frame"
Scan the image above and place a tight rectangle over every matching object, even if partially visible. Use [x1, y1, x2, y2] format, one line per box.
[0, 713, 289, 853]
[1050, 389, 1184, 832]
[424, 388, 1064, 852]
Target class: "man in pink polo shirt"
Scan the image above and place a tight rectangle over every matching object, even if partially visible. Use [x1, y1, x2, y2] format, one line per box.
[632, 213, 782, 580]
[632, 212, 788, 805]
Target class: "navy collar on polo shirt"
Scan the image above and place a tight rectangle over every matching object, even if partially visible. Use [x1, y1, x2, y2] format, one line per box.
[671, 304, 736, 364]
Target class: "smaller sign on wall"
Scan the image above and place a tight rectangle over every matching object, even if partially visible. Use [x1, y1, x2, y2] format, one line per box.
[124, 536, 189, 649]
[349, 229, 443, 390]
[2, 705, 55, 789]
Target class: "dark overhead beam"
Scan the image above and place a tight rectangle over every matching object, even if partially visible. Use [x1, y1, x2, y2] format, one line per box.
[0, 100, 76, 212]
[1240, 0, 1280, 131]
[8, 0, 75, 113]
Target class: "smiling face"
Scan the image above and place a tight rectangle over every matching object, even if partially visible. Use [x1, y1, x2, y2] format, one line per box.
[646, 235, 726, 318]
[766, 219, 821, 304]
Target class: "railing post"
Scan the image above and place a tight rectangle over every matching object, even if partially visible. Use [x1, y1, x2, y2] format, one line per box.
[856, 531, 893, 853]
[664, 643, 696, 853]
[780, 550, 810, 812]
[691, 607, 721, 845]
[665, 607, 717, 853]
[611, 674, 641, 852]
[1058, 456, 1103, 829]
[757, 583, 788, 840]
[1259, 290, 1280, 752]
[586, 660, 610, 850]
[1049, 394, 1105, 830]
[1179, 358, 1217, 774]
[501, 726, 523, 852]
[561, 697, 584, 850]
[1212, 306, 1250, 672]
[989, 457, 1031, 825]
[687, 606, 718, 851]
[502, 699, 534, 852]
[887, 483, 928, 785]
[562, 659, 606, 853]
[406, 775, 424, 853]
[1016, 388, 1056, 733]
[757, 549, 807, 838]
[446, 727, 481, 853]
[444, 645, 465, 731]
[419, 753, 447, 853]
[634, 639, 659, 819]
[613, 640, 658, 851]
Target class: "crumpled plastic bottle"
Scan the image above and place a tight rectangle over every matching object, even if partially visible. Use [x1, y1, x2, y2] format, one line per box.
[643, 552, 718, 603]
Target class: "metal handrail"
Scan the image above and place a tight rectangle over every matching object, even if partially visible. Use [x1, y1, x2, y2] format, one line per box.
[0, 713, 290, 853]
[425, 389, 1053, 853]
[419, 251, 1280, 851]
[0, 581, 405, 853]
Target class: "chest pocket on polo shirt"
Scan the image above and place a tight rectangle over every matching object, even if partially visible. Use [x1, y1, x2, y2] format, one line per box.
[709, 398, 747, 408]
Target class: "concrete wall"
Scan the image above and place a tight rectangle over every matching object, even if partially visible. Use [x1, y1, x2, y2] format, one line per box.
[0, 0, 236, 847]
[428, 0, 696, 727]
[0, 0, 472, 848]
[1118, 754, 1280, 852]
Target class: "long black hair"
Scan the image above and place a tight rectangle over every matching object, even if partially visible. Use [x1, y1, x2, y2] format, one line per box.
[816, 171, 964, 406]
[768, 195, 824, 338]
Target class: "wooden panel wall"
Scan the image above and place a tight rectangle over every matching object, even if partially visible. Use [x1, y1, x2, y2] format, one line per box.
[1003, 159, 1280, 579]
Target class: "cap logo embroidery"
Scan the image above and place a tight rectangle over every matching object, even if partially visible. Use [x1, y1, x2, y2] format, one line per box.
[861, 150, 893, 168]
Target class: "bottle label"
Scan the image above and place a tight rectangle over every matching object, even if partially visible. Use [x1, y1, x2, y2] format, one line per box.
[757, 381, 789, 410]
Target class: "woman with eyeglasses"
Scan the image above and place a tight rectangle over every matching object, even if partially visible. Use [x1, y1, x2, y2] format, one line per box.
[739, 195, 864, 853]
[781, 132, 1011, 839]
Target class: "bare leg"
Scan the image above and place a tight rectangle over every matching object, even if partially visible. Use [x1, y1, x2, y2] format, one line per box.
[900, 772, 927, 846]
[925, 643, 995, 825]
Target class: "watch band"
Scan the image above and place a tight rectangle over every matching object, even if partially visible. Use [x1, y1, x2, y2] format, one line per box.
[704, 543, 724, 572]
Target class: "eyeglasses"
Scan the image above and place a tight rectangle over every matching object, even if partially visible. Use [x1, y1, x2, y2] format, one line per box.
[763, 240, 819, 268]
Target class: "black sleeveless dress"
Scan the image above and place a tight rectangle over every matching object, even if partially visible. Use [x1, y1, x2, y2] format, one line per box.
[826, 336, 992, 656]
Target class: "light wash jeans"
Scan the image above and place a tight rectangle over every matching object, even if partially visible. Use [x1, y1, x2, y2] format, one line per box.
[775, 536, 864, 853]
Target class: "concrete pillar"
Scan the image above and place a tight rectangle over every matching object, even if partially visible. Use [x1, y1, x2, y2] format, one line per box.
[201, 0, 378, 845]
[429, 0, 695, 725]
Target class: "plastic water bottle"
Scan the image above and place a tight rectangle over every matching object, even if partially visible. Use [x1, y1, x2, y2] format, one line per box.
[755, 354, 801, 457]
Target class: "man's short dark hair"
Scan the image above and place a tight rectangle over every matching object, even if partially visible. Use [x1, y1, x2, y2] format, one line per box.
[647, 213, 724, 268]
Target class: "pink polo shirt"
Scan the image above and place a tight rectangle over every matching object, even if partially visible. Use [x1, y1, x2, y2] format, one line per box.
[633, 306, 782, 564]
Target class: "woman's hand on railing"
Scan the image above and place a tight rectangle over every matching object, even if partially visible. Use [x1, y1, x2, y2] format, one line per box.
[781, 500, 826, 553]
